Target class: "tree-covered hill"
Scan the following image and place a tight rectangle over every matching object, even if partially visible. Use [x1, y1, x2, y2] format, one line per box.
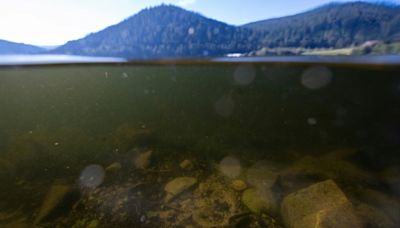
[243, 2, 400, 48]
[52, 5, 260, 59]
[47, 2, 400, 58]
[0, 39, 44, 54]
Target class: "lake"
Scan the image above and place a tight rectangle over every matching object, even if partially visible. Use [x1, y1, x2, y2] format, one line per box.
[0, 56, 399, 227]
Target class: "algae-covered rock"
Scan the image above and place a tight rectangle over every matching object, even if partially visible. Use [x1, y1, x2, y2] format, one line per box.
[132, 150, 152, 169]
[242, 188, 276, 214]
[231, 179, 247, 191]
[164, 177, 197, 202]
[281, 179, 361, 228]
[245, 160, 281, 189]
[34, 183, 79, 224]
[192, 176, 240, 227]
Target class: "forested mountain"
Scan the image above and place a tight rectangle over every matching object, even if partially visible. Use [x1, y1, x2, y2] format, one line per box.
[52, 5, 260, 59]
[2, 2, 399, 58]
[0, 39, 44, 54]
[243, 2, 400, 48]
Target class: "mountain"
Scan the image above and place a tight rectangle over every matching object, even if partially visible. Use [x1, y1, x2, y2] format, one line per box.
[53, 5, 260, 59]
[43, 2, 400, 58]
[0, 39, 44, 54]
[243, 2, 400, 49]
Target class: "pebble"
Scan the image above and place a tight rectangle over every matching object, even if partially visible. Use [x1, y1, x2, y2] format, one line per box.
[231, 180, 247, 191]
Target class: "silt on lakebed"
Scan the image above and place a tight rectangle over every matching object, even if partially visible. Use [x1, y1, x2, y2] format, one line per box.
[0, 59, 399, 227]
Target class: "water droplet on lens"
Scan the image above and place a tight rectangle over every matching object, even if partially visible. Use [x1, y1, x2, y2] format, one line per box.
[214, 95, 234, 117]
[234, 65, 256, 86]
[188, 27, 195, 35]
[79, 164, 105, 188]
[307, 117, 317, 125]
[219, 156, 242, 179]
[301, 66, 333, 89]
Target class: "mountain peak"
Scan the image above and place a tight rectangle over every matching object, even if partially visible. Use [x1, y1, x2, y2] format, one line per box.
[53, 4, 258, 59]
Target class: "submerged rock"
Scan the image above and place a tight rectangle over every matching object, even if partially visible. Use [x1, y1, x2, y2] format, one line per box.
[164, 177, 197, 202]
[242, 188, 276, 214]
[245, 160, 281, 189]
[281, 179, 361, 228]
[159, 175, 242, 227]
[132, 150, 152, 169]
[192, 179, 239, 227]
[34, 183, 79, 224]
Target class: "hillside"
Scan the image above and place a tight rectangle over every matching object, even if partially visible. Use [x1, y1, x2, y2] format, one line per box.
[53, 5, 260, 59]
[0, 39, 44, 54]
[243, 2, 400, 49]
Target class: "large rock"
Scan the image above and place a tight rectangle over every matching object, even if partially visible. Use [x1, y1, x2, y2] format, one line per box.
[34, 183, 79, 224]
[245, 160, 280, 189]
[164, 177, 197, 202]
[281, 179, 361, 228]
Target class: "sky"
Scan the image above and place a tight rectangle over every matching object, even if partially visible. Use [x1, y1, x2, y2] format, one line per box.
[0, 0, 399, 46]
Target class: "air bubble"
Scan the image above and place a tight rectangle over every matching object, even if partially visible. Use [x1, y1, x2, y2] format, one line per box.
[79, 164, 105, 188]
[234, 65, 256, 86]
[307, 117, 317, 125]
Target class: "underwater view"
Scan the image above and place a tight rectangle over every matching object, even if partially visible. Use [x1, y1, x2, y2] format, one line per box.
[0, 61, 399, 227]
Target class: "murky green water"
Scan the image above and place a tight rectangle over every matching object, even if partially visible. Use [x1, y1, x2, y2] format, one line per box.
[0, 62, 399, 227]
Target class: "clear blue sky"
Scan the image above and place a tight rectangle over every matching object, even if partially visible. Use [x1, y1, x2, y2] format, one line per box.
[0, 0, 398, 46]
